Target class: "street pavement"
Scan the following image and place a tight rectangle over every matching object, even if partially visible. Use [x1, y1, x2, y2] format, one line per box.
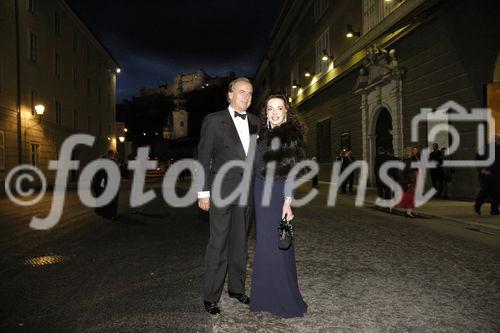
[1, 181, 499, 332]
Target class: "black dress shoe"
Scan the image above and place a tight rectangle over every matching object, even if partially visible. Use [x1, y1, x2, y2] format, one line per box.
[203, 301, 221, 315]
[228, 291, 250, 305]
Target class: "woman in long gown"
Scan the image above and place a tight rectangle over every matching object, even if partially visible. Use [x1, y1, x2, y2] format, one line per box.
[250, 94, 308, 318]
[396, 146, 420, 218]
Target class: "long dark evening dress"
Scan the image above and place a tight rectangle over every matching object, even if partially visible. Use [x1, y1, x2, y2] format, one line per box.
[250, 136, 308, 318]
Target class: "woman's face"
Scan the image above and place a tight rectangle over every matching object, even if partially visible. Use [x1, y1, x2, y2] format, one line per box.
[411, 147, 419, 156]
[266, 98, 287, 128]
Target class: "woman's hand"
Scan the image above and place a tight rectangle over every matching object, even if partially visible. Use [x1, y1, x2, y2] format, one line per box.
[282, 200, 294, 221]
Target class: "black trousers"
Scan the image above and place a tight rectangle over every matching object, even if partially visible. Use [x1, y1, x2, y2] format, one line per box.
[340, 174, 354, 193]
[431, 169, 443, 197]
[203, 201, 251, 302]
[376, 179, 392, 199]
[475, 178, 500, 213]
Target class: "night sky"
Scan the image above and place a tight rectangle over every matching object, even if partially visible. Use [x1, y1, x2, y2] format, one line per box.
[66, 0, 282, 103]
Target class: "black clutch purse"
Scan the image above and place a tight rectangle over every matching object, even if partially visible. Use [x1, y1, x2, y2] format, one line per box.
[278, 215, 294, 250]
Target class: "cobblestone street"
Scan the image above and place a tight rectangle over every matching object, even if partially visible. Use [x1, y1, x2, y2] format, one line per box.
[1, 184, 499, 332]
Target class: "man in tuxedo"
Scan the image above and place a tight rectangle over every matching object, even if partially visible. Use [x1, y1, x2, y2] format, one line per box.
[197, 77, 259, 315]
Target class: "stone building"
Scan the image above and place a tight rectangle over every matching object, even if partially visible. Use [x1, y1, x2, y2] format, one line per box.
[253, 0, 500, 198]
[0, 0, 120, 192]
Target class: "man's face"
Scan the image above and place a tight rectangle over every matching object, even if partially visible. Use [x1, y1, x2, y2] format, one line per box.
[432, 143, 438, 150]
[228, 81, 253, 112]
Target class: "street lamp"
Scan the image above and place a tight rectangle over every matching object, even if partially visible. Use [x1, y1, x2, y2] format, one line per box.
[116, 68, 121, 74]
[34, 104, 45, 115]
[118, 136, 125, 143]
[346, 25, 360, 38]
[304, 68, 313, 78]
[292, 80, 299, 89]
[321, 49, 331, 62]
[124, 128, 128, 132]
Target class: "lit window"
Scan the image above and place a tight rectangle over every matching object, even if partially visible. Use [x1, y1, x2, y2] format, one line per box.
[362, 0, 399, 34]
[315, 28, 330, 75]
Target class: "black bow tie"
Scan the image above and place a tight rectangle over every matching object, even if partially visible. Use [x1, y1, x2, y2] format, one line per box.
[234, 112, 247, 120]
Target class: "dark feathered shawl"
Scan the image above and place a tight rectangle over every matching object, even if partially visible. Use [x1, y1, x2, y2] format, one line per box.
[258, 122, 306, 178]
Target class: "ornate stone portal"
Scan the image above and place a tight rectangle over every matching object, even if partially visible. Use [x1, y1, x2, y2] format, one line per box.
[354, 45, 405, 184]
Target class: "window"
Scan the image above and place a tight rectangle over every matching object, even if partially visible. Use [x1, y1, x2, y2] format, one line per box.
[87, 78, 91, 97]
[72, 30, 78, 51]
[314, 0, 329, 23]
[31, 143, 40, 167]
[54, 52, 61, 78]
[316, 118, 331, 162]
[73, 66, 78, 89]
[54, 11, 61, 35]
[362, 0, 399, 34]
[0, 131, 5, 170]
[55, 101, 62, 125]
[98, 87, 102, 104]
[180, 121, 184, 127]
[315, 28, 330, 75]
[27, 0, 37, 14]
[30, 90, 38, 115]
[73, 109, 78, 129]
[29, 31, 39, 63]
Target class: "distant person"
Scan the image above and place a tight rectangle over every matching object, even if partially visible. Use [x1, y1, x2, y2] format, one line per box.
[440, 147, 453, 199]
[396, 146, 420, 218]
[91, 150, 120, 220]
[311, 156, 319, 188]
[429, 143, 443, 198]
[474, 135, 500, 215]
[338, 148, 355, 194]
[374, 146, 391, 200]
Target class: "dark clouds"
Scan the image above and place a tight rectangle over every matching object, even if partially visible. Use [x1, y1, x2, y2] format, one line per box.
[67, 0, 282, 101]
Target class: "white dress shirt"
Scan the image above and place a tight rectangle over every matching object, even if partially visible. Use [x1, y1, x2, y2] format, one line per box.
[228, 106, 250, 155]
[198, 106, 250, 199]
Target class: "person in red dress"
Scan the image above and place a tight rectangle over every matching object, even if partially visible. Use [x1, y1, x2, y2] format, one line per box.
[396, 146, 420, 218]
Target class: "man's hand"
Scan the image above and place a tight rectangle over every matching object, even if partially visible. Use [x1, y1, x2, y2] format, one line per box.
[198, 198, 210, 211]
[282, 201, 294, 221]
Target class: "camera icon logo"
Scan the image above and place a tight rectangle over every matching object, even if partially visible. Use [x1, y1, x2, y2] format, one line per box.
[411, 100, 495, 167]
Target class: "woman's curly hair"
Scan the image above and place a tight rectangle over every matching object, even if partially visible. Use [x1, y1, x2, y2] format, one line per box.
[259, 93, 306, 137]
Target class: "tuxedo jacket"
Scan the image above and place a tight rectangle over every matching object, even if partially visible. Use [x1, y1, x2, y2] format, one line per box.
[197, 108, 259, 199]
